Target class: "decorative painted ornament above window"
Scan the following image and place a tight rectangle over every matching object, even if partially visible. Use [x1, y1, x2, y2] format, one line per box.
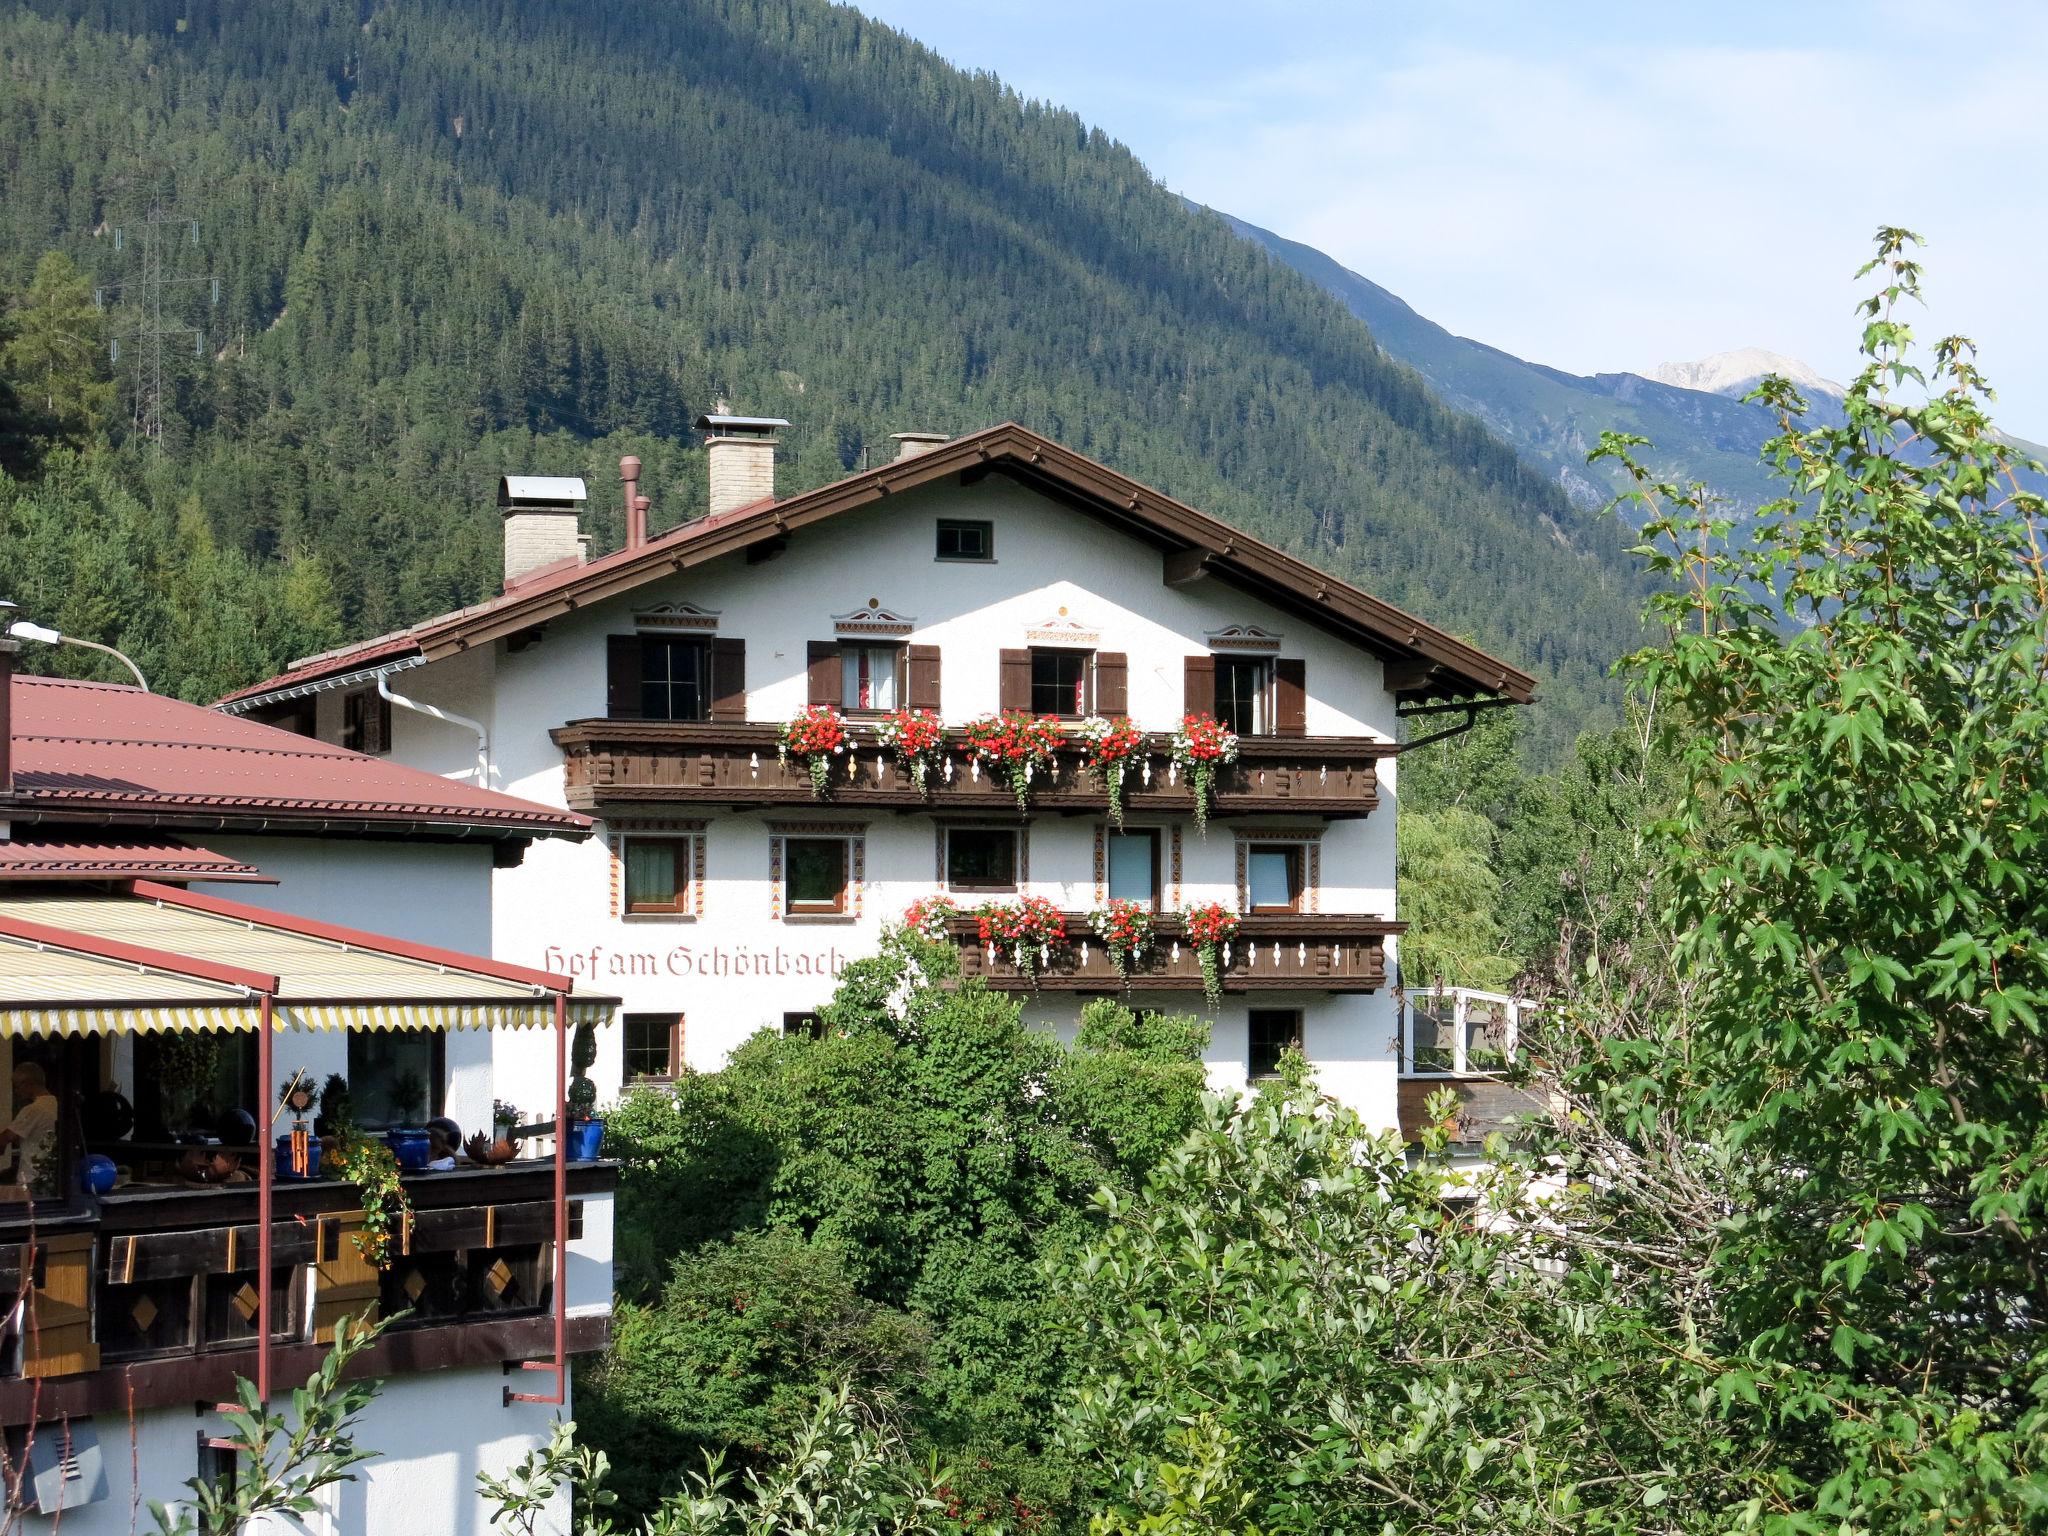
[1205, 623, 1283, 652]
[832, 600, 916, 637]
[634, 602, 721, 632]
[1024, 606, 1101, 646]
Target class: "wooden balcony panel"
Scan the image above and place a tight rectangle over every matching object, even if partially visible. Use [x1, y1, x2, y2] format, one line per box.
[552, 720, 1389, 818]
[943, 912, 1397, 994]
[1396, 1078, 1554, 1146]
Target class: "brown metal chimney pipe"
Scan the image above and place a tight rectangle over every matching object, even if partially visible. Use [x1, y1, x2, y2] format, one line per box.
[621, 456, 645, 549]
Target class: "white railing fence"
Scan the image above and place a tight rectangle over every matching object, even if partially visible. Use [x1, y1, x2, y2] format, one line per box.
[1397, 986, 1534, 1077]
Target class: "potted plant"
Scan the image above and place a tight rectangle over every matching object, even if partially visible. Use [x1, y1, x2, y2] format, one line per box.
[974, 896, 1069, 986]
[466, 1099, 522, 1167]
[565, 1021, 604, 1160]
[960, 712, 1065, 813]
[1077, 714, 1148, 828]
[875, 707, 946, 792]
[1184, 902, 1242, 1006]
[1088, 899, 1155, 985]
[329, 1135, 410, 1267]
[778, 704, 850, 797]
[383, 1070, 432, 1171]
[901, 893, 959, 942]
[1169, 712, 1241, 832]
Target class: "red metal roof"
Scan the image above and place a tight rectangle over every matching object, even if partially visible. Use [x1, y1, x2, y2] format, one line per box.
[0, 833, 273, 883]
[4, 676, 588, 838]
[217, 424, 1537, 709]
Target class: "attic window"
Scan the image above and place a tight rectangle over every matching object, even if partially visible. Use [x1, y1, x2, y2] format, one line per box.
[936, 519, 992, 562]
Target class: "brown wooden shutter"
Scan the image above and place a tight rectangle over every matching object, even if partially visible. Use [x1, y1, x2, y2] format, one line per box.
[999, 648, 1031, 712]
[1095, 652, 1129, 717]
[710, 638, 747, 721]
[1183, 653, 1216, 717]
[606, 634, 644, 720]
[907, 644, 942, 712]
[1274, 658, 1306, 737]
[806, 642, 840, 707]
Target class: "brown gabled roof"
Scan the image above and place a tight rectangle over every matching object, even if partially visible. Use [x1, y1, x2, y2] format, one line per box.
[5, 676, 590, 841]
[0, 833, 273, 883]
[219, 423, 1536, 709]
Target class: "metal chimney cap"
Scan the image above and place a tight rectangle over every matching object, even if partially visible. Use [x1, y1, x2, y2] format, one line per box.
[694, 413, 790, 436]
[498, 475, 588, 508]
[890, 431, 950, 445]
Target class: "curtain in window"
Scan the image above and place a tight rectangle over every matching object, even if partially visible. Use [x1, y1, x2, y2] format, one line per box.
[841, 648, 898, 709]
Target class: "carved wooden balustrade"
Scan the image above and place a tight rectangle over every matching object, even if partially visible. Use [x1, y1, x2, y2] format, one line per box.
[943, 911, 1398, 993]
[552, 720, 1387, 818]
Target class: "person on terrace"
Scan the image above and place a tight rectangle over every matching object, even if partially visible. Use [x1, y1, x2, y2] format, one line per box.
[0, 1062, 58, 1192]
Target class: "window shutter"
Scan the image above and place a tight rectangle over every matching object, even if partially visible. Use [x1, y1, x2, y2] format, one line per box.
[606, 634, 644, 720]
[999, 649, 1031, 712]
[1274, 658, 1306, 736]
[711, 638, 747, 721]
[907, 644, 942, 712]
[1183, 654, 1215, 717]
[1095, 652, 1129, 717]
[806, 642, 840, 707]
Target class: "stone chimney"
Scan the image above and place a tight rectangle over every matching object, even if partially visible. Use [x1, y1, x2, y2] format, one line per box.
[695, 413, 788, 517]
[890, 431, 949, 462]
[0, 637, 15, 798]
[498, 475, 588, 586]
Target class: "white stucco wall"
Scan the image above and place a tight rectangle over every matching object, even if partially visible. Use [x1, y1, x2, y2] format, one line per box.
[349, 474, 1408, 1131]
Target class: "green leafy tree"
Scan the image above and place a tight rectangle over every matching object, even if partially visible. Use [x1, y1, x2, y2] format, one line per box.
[1395, 804, 1517, 990]
[1, 251, 110, 453]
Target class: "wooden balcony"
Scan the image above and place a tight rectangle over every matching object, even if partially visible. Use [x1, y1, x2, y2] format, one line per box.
[944, 911, 1398, 993]
[552, 720, 1387, 818]
[0, 1161, 615, 1425]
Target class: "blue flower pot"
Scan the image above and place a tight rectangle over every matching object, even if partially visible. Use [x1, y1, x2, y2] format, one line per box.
[385, 1128, 432, 1172]
[567, 1119, 604, 1161]
[76, 1154, 118, 1196]
[275, 1133, 322, 1180]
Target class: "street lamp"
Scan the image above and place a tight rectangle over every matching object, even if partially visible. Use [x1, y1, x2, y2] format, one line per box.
[0, 604, 150, 691]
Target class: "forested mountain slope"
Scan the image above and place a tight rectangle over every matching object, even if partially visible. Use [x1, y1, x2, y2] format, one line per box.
[0, 0, 1647, 758]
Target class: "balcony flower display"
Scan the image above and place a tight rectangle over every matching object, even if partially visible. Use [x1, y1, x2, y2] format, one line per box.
[960, 711, 1066, 813]
[1077, 714, 1148, 828]
[975, 895, 1068, 984]
[901, 893, 960, 942]
[778, 704, 850, 798]
[1088, 898, 1155, 984]
[875, 707, 947, 792]
[1183, 901, 1242, 1005]
[1169, 712, 1241, 831]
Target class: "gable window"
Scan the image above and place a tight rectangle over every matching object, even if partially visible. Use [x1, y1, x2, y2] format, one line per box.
[935, 519, 993, 562]
[346, 1029, 445, 1129]
[622, 1013, 683, 1083]
[946, 827, 1019, 892]
[341, 689, 391, 755]
[1246, 844, 1304, 912]
[1214, 655, 1271, 736]
[641, 636, 711, 721]
[1106, 829, 1159, 907]
[1030, 648, 1090, 717]
[840, 645, 900, 710]
[785, 838, 849, 915]
[623, 836, 694, 916]
[1248, 1009, 1301, 1080]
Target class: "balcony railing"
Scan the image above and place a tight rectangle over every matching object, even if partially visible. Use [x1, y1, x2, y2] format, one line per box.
[943, 911, 1397, 993]
[0, 1161, 614, 1425]
[551, 720, 1387, 818]
[1394, 987, 1548, 1146]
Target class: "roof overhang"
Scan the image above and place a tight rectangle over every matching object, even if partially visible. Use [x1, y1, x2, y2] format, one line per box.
[215, 653, 427, 716]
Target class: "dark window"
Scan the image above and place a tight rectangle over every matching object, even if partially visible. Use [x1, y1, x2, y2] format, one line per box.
[133, 1032, 259, 1140]
[786, 838, 848, 915]
[946, 828, 1018, 891]
[936, 519, 993, 562]
[249, 697, 316, 737]
[783, 1011, 827, 1039]
[1106, 829, 1159, 906]
[1030, 648, 1090, 716]
[1215, 656, 1271, 735]
[623, 1013, 682, 1082]
[641, 636, 712, 721]
[341, 690, 391, 754]
[345, 1029, 445, 1129]
[623, 837, 692, 914]
[1247, 845, 1303, 911]
[1248, 1009, 1301, 1080]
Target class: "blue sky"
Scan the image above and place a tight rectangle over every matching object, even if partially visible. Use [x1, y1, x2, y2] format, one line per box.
[857, 1, 2048, 434]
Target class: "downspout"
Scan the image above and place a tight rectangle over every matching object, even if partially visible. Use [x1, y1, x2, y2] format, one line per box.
[377, 669, 490, 787]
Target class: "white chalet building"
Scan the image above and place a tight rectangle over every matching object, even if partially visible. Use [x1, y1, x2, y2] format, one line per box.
[222, 419, 1535, 1134]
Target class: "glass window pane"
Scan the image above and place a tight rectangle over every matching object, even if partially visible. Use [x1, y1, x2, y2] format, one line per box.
[1031, 650, 1086, 716]
[643, 638, 708, 721]
[623, 1014, 678, 1081]
[1249, 848, 1295, 909]
[346, 1030, 438, 1128]
[841, 647, 898, 709]
[787, 839, 846, 909]
[1107, 832, 1156, 904]
[625, 841, 679, 909]
[1248, 1010, 1299, 1079]
[947, 829, 1015, 889]
[1215, 657, 1269, 735]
